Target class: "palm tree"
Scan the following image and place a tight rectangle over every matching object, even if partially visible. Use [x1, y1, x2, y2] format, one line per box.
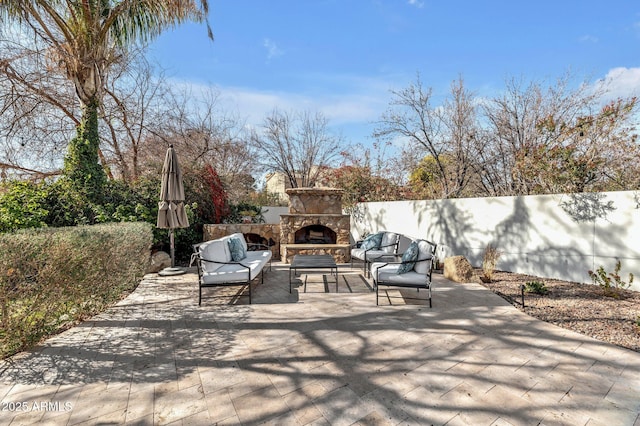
[0, 1, 212, 200]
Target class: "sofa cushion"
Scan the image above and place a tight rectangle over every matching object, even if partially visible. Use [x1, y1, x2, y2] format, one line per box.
[244, 250, 272, 263]
[228, 237, 246, 261]
[361, 232, 383, 250]
[201, 250, 271, 284]
[414, 240, 434, 275]
[199, 239, 231, 273]
[371, 263, 430, 287]
[351, 248, 390, 261]
[397, 240, 419, 274]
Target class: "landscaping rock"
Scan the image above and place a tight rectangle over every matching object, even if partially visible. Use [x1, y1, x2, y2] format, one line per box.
[148, 251, 171, 273]
[444, 255, 474, 282]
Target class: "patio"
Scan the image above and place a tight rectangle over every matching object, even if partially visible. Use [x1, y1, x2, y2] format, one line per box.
[1, 264, 639, 425]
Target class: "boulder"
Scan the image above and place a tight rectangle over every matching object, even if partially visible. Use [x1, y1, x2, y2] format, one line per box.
[148, 251, 171, 273]
[444, 255, 474, 282]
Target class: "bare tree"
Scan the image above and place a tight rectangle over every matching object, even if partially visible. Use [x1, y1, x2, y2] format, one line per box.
[480, 74, 639, 195]
[250, 109, 343, 188]
[375, 74, 479, 198]
[440, 77, 480, 196]
[99, 51, 169, 182]
[327, 141, 407, 209]
[136, 86, 255, 203]
[0, 32, 255, 196]
[0, 27, 77, 179]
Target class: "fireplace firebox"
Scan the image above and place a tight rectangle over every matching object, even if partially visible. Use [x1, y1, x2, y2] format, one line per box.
[295, 225, 337, 244]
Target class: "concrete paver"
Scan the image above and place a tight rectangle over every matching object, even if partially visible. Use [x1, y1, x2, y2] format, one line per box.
[1, 264, 639, 425]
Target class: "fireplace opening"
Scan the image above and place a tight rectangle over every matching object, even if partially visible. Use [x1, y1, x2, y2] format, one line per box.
[294, 225, 337, 244]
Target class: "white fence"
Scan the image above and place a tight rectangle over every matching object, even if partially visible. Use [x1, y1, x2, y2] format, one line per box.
[349, 191, 640, 291]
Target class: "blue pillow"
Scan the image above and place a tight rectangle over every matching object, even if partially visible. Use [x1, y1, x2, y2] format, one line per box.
[397, 241, 419, 274]
[228, 237, 246, 261]
[361, 232, 383, 250]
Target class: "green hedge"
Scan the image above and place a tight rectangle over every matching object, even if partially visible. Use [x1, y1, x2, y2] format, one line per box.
[0, 222, 153, 358]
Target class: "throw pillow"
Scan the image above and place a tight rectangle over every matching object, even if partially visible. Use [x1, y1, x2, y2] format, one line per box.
[228, 237, 246, 261]
[397, 241, 419, 274]
[361, 232, 384, 250]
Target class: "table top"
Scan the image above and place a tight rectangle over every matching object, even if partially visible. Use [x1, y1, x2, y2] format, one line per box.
[290, 254, 337, 268]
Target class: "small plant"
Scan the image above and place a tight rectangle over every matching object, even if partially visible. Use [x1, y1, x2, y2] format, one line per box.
[482, 244, 502, 282]
[524, 280, 549, 295]
[588, 260, 634, 298]
[225, 202, 265, 224]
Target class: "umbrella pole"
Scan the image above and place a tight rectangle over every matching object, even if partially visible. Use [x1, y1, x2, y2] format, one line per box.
[170, 229, 175, 268]
[159, 229, 184, 276]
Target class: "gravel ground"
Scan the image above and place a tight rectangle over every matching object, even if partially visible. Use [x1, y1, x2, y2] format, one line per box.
[475, 269, 640, 353]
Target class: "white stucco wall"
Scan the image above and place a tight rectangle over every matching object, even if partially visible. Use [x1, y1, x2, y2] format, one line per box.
[350, 191, 640, 291]
[261, 206, 289, 224]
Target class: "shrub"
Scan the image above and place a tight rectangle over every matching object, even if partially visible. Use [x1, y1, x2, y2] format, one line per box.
[0, 169, 225, 264]
[0, 180, 49, 232]
[0, 222, 152, 358]
[44, 178, 100, 227]
[524, 280, 549, 295]
[225, 202, 265, 224]
[482, 244, 502, 281]
[588, 260, 634, 298]
[186, 164, 230, 224]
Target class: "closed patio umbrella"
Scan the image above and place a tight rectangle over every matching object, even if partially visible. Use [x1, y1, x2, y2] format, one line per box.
[157, 144, 189, 274]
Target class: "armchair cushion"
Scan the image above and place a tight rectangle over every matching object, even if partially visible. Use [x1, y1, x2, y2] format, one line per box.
[414, 240, 435, 275]
[372, 264, 429, 286]
[380, 232, 399, 253]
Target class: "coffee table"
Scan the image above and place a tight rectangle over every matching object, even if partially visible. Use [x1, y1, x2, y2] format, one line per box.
[289, 254, 339, 293]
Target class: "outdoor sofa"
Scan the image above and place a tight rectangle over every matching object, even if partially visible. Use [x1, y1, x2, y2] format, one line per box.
[192, 232, 272, 305]
[370, 239, 437, 307]
[351, 231, 401, 277]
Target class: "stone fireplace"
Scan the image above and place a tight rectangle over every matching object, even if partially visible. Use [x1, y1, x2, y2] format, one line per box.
[280, 187, 351, 263]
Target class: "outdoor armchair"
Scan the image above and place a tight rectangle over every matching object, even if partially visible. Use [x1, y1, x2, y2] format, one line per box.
[370, 239, 437, 307]
[351, 231, 401, 277]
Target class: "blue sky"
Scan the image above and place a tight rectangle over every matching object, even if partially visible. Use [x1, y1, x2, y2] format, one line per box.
[148, 0, 640, 146]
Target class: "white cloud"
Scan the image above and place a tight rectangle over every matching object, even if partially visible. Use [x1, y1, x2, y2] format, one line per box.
[407, 0, 424, 8]
[594, 67, 640, 100]
[263, 38, 284, 61]
[578, 34, 599, 43]
[162, 72, 404, 146]
[214, 85, 388, 128]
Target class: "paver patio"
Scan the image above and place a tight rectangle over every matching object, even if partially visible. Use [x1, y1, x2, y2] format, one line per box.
[1, 264, 639, 425]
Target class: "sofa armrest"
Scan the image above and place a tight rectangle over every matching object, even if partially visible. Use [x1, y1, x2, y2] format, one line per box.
[198, 256, 251, 269]
[351, 240, 363, 249]
[373, 256, 433, 271]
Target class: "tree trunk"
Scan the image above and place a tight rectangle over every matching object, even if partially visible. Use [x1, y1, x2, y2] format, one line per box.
[63, 97, 106, 202]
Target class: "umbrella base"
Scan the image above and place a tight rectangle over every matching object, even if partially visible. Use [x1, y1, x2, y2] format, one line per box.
[158, 267, 186, 276]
